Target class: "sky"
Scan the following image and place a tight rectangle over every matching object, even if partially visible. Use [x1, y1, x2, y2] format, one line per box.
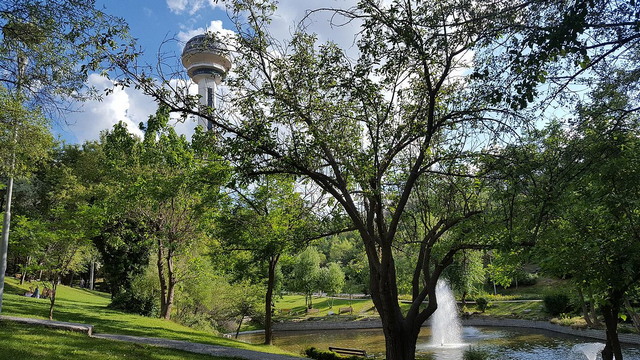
[57, 0, 360, 144]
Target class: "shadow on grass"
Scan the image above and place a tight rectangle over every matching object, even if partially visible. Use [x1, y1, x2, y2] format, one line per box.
[0, 322, 244, 360]
[3, 281, 30, 296]
[2, 293, 272, 352]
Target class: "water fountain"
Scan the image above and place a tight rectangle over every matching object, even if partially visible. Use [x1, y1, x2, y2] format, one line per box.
[430, 279, 464, 347]
[572, 343, 605, 360]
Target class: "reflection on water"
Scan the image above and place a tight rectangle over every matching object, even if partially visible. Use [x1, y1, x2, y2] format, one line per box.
[237, 326, 640, 360]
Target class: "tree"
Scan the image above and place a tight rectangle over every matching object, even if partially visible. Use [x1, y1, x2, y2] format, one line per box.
[539, 102, 640, 360]
[116, 1, 536, 358]
[215, 175, 324, 344]
[14, 143, 100, 319]
[290, 247, 323, 310]
[0, 0, 136, 111]
[493, 80, 640, 359]
[100, 107, 228, 320]
[0, 0, 135, 312]
[318, 262, 345, 308]
[93, 217, 153, 298]
[444, 250, 485, 304]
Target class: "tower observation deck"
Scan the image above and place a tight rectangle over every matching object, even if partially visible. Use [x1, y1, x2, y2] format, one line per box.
[181, 34, 232, 131]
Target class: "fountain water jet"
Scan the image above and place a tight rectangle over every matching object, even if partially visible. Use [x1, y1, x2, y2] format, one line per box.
[572, 343, 605, 360]
[430, 279, 463, 347]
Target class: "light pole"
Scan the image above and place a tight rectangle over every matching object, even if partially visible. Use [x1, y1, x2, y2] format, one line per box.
[0, 54, 27, 312]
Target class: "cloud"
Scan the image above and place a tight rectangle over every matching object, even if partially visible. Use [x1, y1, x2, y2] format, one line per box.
[166, 0, 189, 14]
[166, 0, 224, 15]
[177, 20, 235, 45]
[63, 74, 151, 143]
[62, 75, 203, 143]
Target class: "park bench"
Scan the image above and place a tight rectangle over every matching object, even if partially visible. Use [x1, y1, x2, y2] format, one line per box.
[279, 308, 291, 315]
[329, 346, 367, 357]
[339, 306, 353, 314]
[306, 308, 319, 314]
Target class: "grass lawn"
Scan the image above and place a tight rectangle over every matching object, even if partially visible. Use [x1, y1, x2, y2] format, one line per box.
[0, 321, 243, 360]
[274, 295, 376, 319]
[1, 278, 295, 357]
[476, 300, 547, 320]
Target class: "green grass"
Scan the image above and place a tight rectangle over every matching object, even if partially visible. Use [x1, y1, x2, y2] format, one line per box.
[2, 278, 294, 357]
[0, 321, 243, 360]
[274, 295, 376, 319]
[476, 300, 547, 320]
[487, 277, 570, 300]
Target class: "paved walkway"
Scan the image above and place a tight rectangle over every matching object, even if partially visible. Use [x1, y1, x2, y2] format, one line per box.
[0, 315, 304, 360]
[92, 333, 304, 360]
[0, 315, 93, 335]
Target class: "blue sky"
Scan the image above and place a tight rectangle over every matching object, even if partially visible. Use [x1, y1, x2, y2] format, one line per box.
[57, 0, 358, 144]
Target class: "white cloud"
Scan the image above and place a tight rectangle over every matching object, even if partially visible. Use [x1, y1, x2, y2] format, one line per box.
[166, 0, 188, 14]
[63, 74, 151, 142]
[166, 0, 224, 15]
[177, 20, 235, 45]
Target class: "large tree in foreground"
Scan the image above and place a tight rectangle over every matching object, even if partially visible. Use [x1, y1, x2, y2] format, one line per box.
[118, 1, 524, 358]
[113, 0, 638, 358]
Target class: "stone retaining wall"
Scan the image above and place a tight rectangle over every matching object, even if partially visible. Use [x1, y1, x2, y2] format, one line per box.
[0, 315, 93, 335]
[274, 317, 640, 345]
[462, 318, 640, 345]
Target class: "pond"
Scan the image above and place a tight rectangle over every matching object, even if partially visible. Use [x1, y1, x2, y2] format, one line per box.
[237, 326, 640, 359]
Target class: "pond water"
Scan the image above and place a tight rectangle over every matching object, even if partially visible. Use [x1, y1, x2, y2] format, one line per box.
[237, 326, 640, 359]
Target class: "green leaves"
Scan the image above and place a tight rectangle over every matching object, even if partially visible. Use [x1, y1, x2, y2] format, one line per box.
[0, 0, 139, 110]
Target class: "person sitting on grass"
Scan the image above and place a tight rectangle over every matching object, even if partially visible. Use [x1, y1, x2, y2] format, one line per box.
[24, 287, 34, 297]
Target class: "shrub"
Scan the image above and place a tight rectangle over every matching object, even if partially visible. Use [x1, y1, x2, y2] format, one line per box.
[109, 289, 159, 317]
[516, 272, 538, 286]
[463, 348, 490, 360]
[475, 297, 489, 312]
[544, 293, 572, 316]
[304, 347, 365, 360]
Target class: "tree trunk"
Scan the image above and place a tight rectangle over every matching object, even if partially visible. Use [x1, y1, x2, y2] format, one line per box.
[48, 277, 59, 320]
[264, 255, 278, 345]
[163, 249, 176, 320]
[235, 313, 244, 339]
[577, 287, 594, 327]
[601, 300, 624, 360]
[157, 240, 168, 318]
[380, 315, 420, 360]
[89, 260, 95, 290]
[624, 298, 640, 333]
[20, 256, 31, 286]
[589, 288, 601, 327]
[369, 243, 423, 360]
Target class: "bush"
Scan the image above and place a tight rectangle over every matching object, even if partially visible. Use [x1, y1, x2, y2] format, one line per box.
[544, 293, 572, 316]
[109, 289, 159, 317]
[304, 347, 365, 360]
[475, 297, 489, 312]
[463, 348, 490, 360]
[516, 272, 538, 286]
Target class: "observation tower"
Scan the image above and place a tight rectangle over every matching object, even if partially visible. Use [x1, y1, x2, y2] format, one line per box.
[181, 34, 232, 131]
